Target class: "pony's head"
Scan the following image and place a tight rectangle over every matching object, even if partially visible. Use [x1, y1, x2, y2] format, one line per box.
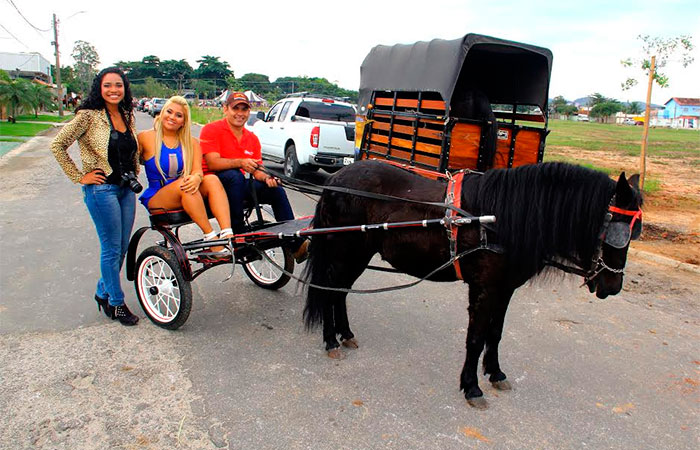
[586, 172, 643, 298]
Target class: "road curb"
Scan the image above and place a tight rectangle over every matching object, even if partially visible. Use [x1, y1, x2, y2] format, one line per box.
[629, 247, 700, 275]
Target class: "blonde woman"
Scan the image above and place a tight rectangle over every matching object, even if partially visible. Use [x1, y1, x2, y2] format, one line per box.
[137, 96, 232, 254]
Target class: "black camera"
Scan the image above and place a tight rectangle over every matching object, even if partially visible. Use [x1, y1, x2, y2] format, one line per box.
[120, 171, 143, 193]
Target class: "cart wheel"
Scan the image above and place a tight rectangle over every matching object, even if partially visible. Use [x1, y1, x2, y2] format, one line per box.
[135, 245, 192, 330]
[243, 246, 293, 290]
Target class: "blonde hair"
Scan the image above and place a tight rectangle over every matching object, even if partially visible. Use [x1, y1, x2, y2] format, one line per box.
[153, 95, 194, 180]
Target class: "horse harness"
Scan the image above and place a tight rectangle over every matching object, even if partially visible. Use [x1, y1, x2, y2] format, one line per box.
[444, 170, 500, 280]
[546, 195, 643, 283]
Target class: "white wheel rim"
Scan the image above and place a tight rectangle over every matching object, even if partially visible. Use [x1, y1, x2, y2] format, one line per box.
[246, 248, 285, 284]
[137, 255, 181, 323]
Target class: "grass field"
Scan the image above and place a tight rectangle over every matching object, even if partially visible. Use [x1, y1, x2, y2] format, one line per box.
[0, 122, 53, 136]
[15, 114, 73, 123]
[190, 107, 223, 125]
[545, 119, 699, 159]
[190, 106, 266, 126]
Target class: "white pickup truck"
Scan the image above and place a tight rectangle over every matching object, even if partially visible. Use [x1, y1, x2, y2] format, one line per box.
[250, 94, 356, 178]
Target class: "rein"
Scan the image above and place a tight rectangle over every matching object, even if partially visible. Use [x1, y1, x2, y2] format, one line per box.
[260, 166, 482, 221]
[545, 195, 642, 284]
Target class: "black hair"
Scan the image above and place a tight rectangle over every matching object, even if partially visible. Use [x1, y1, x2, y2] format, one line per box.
[76, 67, 133, 123]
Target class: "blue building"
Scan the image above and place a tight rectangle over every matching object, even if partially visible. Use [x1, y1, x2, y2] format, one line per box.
[658, 98, 700, 129]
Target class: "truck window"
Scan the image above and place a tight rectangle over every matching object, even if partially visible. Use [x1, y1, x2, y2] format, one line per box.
[279, 101, 293, 122]
[266, 102, 283, 122]
[297, 101, 356, 122]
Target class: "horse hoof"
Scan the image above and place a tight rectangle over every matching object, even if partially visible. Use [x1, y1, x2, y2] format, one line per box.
[327, 348, 345, 360]
[341, 338, 359, 349]
[491, 380, 512, 391]
[466, 396, 489, 410]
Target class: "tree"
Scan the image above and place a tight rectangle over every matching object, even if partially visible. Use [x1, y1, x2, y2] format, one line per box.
[71, 40, 100, 95]
[621, 34, 694, 189]
[191, 79, 218, 99]
[624, 102, 643, 115]
[160, 59, 194, 92]
[0, 78, 32, 120]
[232, 73, 271, 93]
[26, 82, 55, 117]
[51, 65, 79, 96]
[590, 100, 623, 123]
[587, 92, 608, 107]
[551, 96, 578, 118]
[131, 77, 174, 98]
[194, 56, 232, 81]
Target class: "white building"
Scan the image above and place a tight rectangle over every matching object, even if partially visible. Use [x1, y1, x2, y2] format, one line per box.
[0, 52, 52, 83]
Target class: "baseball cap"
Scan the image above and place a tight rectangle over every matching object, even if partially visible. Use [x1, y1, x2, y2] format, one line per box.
[224, 92, 250, 108]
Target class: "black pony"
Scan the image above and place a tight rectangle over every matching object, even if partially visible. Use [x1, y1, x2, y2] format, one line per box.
[303, 160, 642, 409]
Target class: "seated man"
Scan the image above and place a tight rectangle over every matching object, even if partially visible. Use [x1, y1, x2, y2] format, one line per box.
[199, 92, 308, 262]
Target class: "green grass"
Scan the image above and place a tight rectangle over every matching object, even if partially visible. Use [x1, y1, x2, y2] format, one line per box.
[0, 122, 53, 136]
[190, 106, 266, 126]
[15, 114, 73, 123]
[190, 107, 223, 125]
[546, 119, 700, 158]
[0, 137, 27, 142]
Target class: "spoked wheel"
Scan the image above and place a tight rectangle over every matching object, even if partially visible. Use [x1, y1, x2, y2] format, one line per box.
[135, 245, 192, 330]
[243, 245, 293, 290]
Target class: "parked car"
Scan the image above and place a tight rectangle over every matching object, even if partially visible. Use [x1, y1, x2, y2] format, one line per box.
[137, 97, 149, 112]
[623, 118, 635, 125]
[251, 93, 356, 177]
[150, 98, 166, 117]
[577, 114, 589, 122]
[143, 100, 153, 114]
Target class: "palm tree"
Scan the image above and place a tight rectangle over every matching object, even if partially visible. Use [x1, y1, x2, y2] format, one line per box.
[0, 78, 32, 121]
[27, 82, 55, 117]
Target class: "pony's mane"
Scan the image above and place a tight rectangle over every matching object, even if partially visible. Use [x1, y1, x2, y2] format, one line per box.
[464, 162, 617, 276]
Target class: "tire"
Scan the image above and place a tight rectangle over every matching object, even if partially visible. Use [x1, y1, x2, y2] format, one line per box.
[243, 206, 294, 290]
[284, 144, 301, 178]
[135, 245, 192, 330]
[243, 245, 293, 290]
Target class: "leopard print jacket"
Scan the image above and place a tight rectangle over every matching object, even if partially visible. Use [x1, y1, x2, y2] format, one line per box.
[50, 109, 140, 184]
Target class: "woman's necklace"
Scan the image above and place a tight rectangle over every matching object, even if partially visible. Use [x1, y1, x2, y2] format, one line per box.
[162, 134, 179, 149]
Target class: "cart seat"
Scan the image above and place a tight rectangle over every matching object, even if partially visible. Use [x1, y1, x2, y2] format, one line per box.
[148, 206, 214, 227]
[148, 198, 264, 227]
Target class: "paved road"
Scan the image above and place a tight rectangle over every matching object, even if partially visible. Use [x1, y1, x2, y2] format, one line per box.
[1, 112, 698, 449]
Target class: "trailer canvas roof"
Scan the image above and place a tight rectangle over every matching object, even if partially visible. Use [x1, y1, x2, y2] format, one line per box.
[359, 33, 553, 113]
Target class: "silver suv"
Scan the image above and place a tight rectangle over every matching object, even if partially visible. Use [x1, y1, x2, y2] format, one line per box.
[150, 98, 166, 117]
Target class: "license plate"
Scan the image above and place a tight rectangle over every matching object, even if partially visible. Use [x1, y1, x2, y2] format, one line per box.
[343, 157, 354, 165]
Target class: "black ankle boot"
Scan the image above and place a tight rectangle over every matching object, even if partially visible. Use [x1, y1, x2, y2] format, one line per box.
[112, 304, 139, 326]
[94, 295, 112, 319]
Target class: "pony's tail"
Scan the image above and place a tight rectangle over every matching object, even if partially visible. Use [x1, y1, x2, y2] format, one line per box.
[302, 202, 327, 330]
[301, 241, 323, 329]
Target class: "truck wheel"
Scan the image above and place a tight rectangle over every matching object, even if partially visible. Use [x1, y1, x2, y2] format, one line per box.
[284, 145, 301, 178]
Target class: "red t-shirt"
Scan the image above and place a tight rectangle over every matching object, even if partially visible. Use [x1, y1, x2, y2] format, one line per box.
[199, 118, 262, 174]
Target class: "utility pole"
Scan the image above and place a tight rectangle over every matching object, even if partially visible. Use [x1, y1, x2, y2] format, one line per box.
[52, 13, 64, 117]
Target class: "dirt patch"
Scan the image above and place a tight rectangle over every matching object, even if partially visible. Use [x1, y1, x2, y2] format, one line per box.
[550, 146, 700, 267]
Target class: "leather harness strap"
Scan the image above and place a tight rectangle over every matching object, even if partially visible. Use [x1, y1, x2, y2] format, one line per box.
[446, 171, 466, 280]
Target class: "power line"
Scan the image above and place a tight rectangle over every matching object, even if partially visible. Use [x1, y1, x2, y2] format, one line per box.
[0, 22, 30, 49]
[5, 0, 51, 32]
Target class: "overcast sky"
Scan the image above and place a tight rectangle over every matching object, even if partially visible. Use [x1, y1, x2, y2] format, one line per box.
[2, 0, 698, 105]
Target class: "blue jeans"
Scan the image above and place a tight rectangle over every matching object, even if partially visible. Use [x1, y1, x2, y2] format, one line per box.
[215, 169, 294, 233]
[82, 184, 136, 306]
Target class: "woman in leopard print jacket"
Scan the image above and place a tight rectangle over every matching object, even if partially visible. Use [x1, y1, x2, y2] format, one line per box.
[51, 67, 140, 326]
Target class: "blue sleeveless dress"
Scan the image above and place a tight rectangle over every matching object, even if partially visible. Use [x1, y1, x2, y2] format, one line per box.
[139, 142, 184, 208]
